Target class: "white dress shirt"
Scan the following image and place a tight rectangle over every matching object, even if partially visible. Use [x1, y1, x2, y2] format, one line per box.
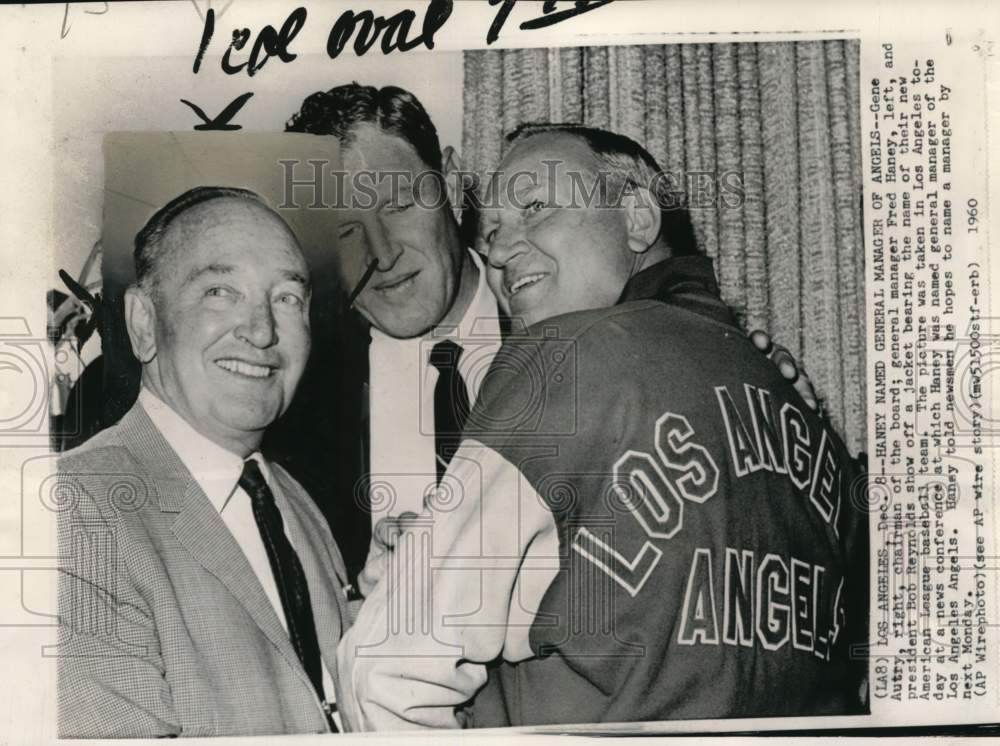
[368, 250, 503, 523]
[139, 388, 339, 728]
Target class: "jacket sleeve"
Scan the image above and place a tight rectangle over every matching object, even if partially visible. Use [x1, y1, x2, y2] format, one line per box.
[56, 469, 180, 738]
[337, 330, 604, 731]
[336, 439, 558, 731]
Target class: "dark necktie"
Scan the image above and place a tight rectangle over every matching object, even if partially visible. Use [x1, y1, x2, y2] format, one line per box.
[429, 340, 471, 483]
[239, 458, 336, 731]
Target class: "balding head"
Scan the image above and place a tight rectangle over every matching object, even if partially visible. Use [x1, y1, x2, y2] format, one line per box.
[134, 186, 299, 295]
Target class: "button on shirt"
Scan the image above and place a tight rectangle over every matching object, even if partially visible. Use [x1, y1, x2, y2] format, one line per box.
[138, 389, 339, 729]
[368, 250, 502, 523]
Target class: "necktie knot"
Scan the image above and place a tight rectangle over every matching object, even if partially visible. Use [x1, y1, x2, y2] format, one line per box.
[239, 458, 271, 507]
[429, 339, 463, 373]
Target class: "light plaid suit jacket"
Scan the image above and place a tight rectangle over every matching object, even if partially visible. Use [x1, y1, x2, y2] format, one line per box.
[56, 403, 351, 737]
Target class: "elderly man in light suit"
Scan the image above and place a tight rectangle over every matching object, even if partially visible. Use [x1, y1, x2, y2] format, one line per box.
[57, 186, 349, 737]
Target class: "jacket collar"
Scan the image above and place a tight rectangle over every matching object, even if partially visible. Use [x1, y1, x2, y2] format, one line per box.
[137, 388, 245, 515]
[114, 402, 192, 513]
[619, 255, 738, 327]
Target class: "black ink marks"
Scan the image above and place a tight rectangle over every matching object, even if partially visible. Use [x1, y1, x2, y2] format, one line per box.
[486, 0, 516, 45]
[326, 0, 452, 59]
[220, 6, 307, 77]
[223, 28, 252, 72]
[193, 7, 215, 73]
[487, 0, 615, 45]
[520, 0, 615, 30]
[181, 93, 254, 131]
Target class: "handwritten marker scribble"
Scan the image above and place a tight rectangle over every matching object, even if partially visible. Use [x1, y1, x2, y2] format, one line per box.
[180, 92, 254, 131]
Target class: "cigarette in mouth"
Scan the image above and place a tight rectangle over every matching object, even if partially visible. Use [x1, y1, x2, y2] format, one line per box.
[348, 259, 379, 308]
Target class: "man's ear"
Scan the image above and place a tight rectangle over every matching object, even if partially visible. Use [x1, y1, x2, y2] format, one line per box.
[442, 145, 466, 224]
[623, 187, 662, 254]
[124, 285, 158, 364]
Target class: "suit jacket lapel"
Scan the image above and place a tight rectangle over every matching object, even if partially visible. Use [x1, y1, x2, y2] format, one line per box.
[360, 332, 372, 482]
[354, 339, 373, 586]
[118, 404, 308, 685]
[359, 381, 371, 484]
[272, 467, 347, 677]
[169, 483, 308, 679]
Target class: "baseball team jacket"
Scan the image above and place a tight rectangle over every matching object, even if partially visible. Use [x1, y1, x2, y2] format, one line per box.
[337, 256, 868, 729]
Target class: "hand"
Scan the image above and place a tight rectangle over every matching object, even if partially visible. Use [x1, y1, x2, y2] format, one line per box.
[749, 330, 820, 411]
[356, 511, 421, 598]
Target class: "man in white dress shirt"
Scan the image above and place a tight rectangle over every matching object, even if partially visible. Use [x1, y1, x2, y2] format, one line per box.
[57, 186, 351, 737]
[287, 85, 506, 593]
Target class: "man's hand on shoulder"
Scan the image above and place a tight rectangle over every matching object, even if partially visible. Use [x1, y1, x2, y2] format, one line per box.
[749, 329, 820, 412]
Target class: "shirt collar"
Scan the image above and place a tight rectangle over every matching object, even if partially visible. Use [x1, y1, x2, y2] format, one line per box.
[138, 388, 250, 514]
[456, 249, 501, 343]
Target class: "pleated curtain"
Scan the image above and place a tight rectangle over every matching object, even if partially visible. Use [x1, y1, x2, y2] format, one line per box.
[462, 41, 866, 453]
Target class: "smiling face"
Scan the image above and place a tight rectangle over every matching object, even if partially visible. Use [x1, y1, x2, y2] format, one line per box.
[131, 197, 311, 455]
[333, 125, 464, 339]
[478, 133, 636, 329]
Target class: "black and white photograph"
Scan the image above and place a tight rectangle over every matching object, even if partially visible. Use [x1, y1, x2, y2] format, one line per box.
[1, 0, 997, 741]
